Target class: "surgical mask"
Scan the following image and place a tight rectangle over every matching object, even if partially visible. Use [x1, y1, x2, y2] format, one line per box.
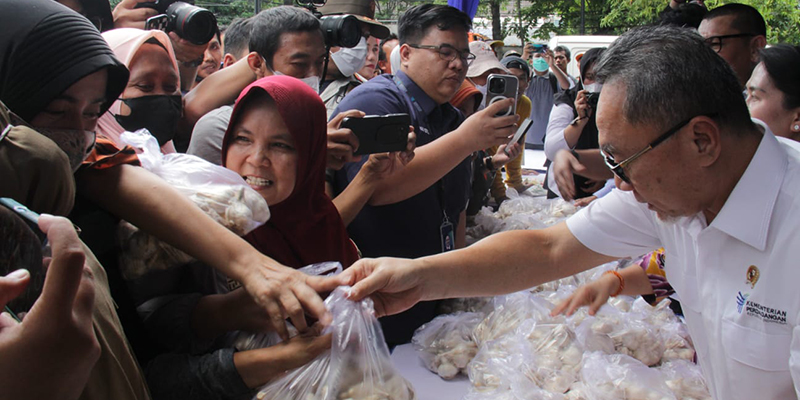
[36, 127, 96, 172]
[583, 82, 602, 93]
[532, 57, 549, 73]
[330, 37, 368, 77]
[469, 78, 487, 96]
[264, 57, 321, 93]
[115, 95, 182, 146]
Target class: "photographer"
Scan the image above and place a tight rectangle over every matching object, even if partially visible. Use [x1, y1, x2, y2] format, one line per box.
[543, 47, 610, 201]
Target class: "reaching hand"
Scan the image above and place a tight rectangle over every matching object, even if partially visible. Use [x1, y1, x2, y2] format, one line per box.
[339, 257, 426, 317]
[112, 0, 159, 29]
[550, 272, 619, 317]
[240, 262, 348, 341]
[458, 98, 519, 152]
[168, 31, 208, 64]
[553, 149, 586, 201]
[326, 110, 364, 170]
[574, 195, 598, 208]
[0, 215, 99, 400]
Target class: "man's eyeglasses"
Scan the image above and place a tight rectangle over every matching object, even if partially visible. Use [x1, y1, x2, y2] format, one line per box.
[704, 33, 757, 53]
[408, 44, 476, 66]
[601, 116, 697, 184]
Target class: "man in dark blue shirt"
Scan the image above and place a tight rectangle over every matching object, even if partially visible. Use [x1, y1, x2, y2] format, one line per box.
[331, 4, 518, 345]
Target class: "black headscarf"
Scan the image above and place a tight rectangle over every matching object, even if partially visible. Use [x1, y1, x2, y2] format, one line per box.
[0, 0, 128, 122]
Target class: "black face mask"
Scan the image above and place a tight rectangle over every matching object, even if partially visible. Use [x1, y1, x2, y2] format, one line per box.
[115, 95, 182, 146]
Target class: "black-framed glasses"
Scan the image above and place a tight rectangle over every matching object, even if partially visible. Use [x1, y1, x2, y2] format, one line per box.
[601, 116, 696, 184]
[704, 33, 757, 53]
[408, 43, 476, 66]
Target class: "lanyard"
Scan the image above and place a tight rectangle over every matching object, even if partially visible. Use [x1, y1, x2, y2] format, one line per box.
[392, 76, 450, 224]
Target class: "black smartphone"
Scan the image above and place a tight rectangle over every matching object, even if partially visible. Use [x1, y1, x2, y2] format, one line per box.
[0, 198, 45, 244]
[484, 74, 519, 117]
[342, 113, 411, 156]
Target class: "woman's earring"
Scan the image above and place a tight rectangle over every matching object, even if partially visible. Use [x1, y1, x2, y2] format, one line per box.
[794, 124, 800, 131]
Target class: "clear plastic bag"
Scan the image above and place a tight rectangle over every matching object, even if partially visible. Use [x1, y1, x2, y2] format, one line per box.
[230, 262, 342, 352]
[474, 292, 558, 344]
[254, 286, 415, 400]
[120, 129, 270, 236]
[580, 352, 676, 400]
[658, 360, 711, 400]
[411, 312, 484, 379]
[116, 130, 271, 280]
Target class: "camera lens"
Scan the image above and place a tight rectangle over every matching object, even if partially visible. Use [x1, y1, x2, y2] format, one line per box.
[320, 14, 361, 48]
[166, 2, 218, 45]
[489, 78, 506, 94]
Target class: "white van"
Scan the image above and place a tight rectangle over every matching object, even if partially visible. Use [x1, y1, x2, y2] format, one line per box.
[547, 35, 618, 78]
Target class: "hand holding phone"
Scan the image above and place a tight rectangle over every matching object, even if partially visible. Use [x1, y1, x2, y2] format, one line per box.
[341, 114, 412, 156]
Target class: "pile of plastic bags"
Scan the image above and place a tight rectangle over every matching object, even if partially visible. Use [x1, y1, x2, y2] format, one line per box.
[413, 262, 709, 400]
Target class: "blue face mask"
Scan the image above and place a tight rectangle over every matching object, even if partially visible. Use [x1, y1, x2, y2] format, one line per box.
[532, 57, 549, 73]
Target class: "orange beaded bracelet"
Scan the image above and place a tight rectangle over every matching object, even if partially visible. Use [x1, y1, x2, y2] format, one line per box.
[604, 270, 625, 297]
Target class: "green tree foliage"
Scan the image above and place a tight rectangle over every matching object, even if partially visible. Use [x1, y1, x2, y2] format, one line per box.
[601, 0, 800, 43]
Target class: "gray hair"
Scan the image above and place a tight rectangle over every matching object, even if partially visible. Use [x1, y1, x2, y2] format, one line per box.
[594, 25, 753, 134]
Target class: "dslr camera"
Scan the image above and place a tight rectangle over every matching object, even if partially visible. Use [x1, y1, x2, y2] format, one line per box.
[585, 92, 600, 109]
[137, 0, 218, 45]
[296, 0, 362, 48]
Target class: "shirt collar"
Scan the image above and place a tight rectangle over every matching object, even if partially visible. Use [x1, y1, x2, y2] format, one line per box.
[709, 119, 786, 250]
[396, 70, 437, 116]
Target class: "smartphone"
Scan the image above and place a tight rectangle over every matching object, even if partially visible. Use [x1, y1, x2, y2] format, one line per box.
[341, 113, 411, 156]
[0, 198, 45, 244]
[484, 74, 519, 117]
[508, 118, 533, 147]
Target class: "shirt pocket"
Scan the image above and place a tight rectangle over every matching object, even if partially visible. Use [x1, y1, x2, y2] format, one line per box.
[722, 318, 790, 371]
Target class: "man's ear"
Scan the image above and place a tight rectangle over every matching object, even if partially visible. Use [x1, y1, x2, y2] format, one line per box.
[750, 35, 767, 63]
[689, 116, 722, 168]
[222, 53, 237, 69]
[399, 43, 411, 70]
[246, 52, 267, 79]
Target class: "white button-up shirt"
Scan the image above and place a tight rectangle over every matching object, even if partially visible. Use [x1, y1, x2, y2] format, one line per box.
[566, 121, 800, 400]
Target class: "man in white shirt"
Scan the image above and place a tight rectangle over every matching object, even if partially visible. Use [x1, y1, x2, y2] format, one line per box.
[335, 25, 800, 400]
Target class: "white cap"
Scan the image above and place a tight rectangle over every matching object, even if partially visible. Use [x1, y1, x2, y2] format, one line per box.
[467, 41, 509, 78]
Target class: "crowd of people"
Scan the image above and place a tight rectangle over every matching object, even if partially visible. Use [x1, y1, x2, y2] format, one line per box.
[0, 0, 798, 399]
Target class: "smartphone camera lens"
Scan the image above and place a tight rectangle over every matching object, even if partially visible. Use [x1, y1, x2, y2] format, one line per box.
[489, 78, 506, 94]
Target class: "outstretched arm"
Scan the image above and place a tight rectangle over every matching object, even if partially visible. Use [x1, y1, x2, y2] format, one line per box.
[342, 222, 615, 316]
[77, 164, 346, 339]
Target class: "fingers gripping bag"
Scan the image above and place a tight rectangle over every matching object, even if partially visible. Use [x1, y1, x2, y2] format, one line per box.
[116, 129, 270, 280]
[412, 312, 484, 379]
[230, 262, 343, 352]
[254, 286, 416, 400]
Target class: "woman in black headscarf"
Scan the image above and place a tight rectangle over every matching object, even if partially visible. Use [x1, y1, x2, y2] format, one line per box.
[543, 47, 610, 202]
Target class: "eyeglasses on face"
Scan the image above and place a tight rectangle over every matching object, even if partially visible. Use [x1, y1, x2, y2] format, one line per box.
[407, 43, 476, 66]
[704, 33, 757, 53]
[601, 116, 701, 184]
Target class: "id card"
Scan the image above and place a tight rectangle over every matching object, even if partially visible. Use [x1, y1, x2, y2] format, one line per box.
[440, 221, 455, 253]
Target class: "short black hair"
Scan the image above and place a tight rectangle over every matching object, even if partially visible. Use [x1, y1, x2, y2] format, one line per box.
[398, 4, 471, 46]
[249, 6, 322, 66]
[595, 25, 753, 135]
[703, 3, 766, 37]
[553, 45, 571, 60]
[224, 17, 254, 59]
[759, 45, 800, 110]
[659, 3, 708, 29]
[379, 33, 398, 62]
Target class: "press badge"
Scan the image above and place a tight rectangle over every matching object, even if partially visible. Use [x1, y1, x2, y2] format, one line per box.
[440, 220, 455, 252]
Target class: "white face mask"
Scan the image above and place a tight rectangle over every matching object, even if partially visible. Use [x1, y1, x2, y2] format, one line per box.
[264, 57, 321, 94]
[583, 82, 602, 93]
[330, 37, 368, 77]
